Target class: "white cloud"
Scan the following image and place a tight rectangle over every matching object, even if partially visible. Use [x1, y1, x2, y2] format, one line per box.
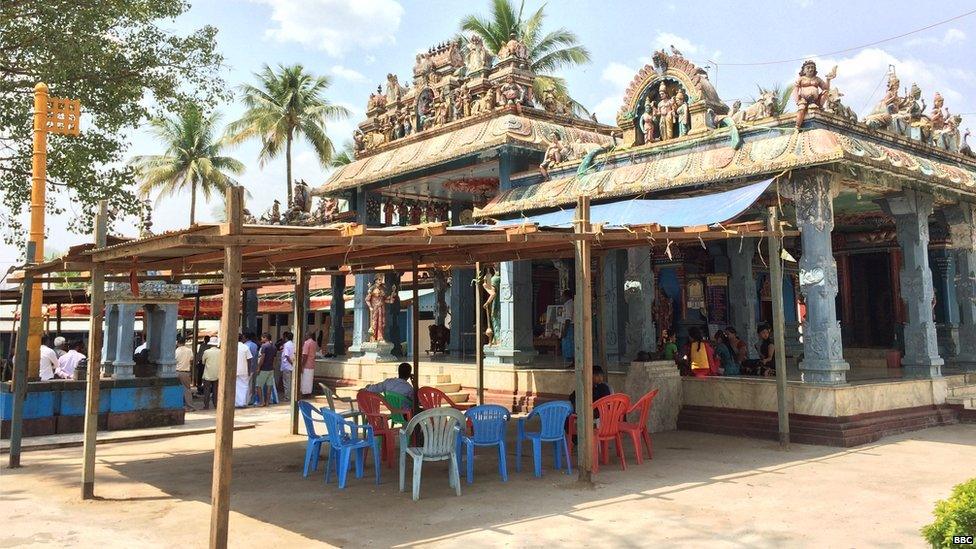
[905, 28, 966, 48]
[653, 32, 699, 56]
[254, 0, 404, 56]
[601, 62, 635, 90]
[590, 62, 636, 123]
[330, 65, 367, 83]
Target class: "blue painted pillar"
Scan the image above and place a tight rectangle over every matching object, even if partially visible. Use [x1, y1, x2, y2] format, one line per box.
[329, 274, 346, 355]
[945, 203, 976, 370]
[790, 170, 850, 383]
[146, 306, 162, 363]
[728, 238, 759, 359]
[624, 246, 656, 361]
[156, 303, 179, 378]
[350, 188, 377, 355]
[385, 272, 403, 356]
[929, 248, 960, 359]
[103, 304, 119, 368]
[485, 260, 537, 366]
[602, 250, 626, 368]
[882, 189, 943, 378]
[112, 303, 138, 379]
[449, 267, 475, 358]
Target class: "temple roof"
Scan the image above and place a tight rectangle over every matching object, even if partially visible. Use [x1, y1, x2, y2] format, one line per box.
[315, 112, 616, 195]
[476, 127, 976, 218]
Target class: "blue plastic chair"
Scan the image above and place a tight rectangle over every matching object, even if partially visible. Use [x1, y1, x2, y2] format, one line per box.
[459, 405, 511, 484]
[516, 400, 573, 478]
[320, 407, 381, 489]
[298, 400, 330, 477]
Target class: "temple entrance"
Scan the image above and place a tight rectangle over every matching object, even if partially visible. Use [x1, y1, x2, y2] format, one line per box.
[848, 252, 896, 347]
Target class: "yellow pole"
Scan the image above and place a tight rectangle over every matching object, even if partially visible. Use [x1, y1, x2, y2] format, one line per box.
[27, 82, 49, 379]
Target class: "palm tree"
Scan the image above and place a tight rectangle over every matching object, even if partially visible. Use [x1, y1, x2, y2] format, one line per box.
[460, 0, 591, 114]
[330, 141, 355, 167]
[227, 64, 350, 205]
[130, 106, 244, 225]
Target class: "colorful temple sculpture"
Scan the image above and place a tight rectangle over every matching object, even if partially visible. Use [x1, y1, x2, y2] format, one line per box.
[312, 35, 975, 445]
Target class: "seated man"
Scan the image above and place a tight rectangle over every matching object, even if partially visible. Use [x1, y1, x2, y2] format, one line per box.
[568, 365, 613, 417]
[57, 340, 86, 379]
[364, 362, 414, 407]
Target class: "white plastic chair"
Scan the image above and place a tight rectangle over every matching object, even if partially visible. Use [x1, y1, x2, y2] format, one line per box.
[399, 407, 465, 501]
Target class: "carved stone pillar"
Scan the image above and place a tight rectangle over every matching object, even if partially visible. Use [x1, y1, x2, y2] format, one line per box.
[329, 274, 346, 355]
[944, 203, 976, 370]
[881, 189, 943, 377]
[432, 270, 449, 326]
[350, 275, 369, 354]
[790, 170, 850, 383]
[243, 289, 259, 335]
[156, 303, 179, 378]
[112, 303, 138, 380]
[728, 238, 759, 359]
[385, 272, 402, 356]
[602, 250, 626, 368]
[449, 267, 475, 358]
[624, 246, 656, 361]
[929, 247, 959, 358]
[484, 260, 537, 366]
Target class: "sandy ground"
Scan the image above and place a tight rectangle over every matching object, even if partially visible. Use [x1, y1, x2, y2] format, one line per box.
[1, 406, 974, 548]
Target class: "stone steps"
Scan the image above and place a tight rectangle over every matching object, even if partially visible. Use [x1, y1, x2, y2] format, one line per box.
[949, 384, 976, 398]
[947, 396, 976, 409]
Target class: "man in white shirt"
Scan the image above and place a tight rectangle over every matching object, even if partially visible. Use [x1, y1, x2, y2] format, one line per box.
[280, 331, 295, 402]
[57, 340, 86, 379]
[53, 336, 67, 358]
[38, 334, 60, 381]
[234, 335, 254, 408]
[174, 336, 196, 410]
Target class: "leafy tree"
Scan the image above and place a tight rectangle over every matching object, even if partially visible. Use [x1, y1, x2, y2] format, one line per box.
[227, 64, 350, 206]
[0, 0, 226, 247]
[330, 141, 356, 167]
[130, 107, 244, 225]
[460, 0, 591, 114]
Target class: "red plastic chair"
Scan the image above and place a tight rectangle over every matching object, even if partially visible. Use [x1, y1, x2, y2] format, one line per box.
[357, 390, 402, 469]
[618, 389, 659, 464]
[592, 394, 630, 473]
[417, 386, 464, 411]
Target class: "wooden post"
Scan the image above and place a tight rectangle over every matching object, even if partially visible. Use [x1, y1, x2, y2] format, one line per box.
[209, 186, 243, 549]
[767, 206, 790, 448]
[594, 253, 607, 369]
[192, 294, 201, 357]
[290, 268, 307, 435]
[573, 195, 595, 483]
[411, 258, 420, 413]
[81, 201, 107, 497]
[474, 261, 484, 405]
[26, 83, 49, 380]
[7, 241, 36, 469]
[56, 302, 62, 336]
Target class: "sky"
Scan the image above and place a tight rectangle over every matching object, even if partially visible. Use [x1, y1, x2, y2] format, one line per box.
[2, 0, 976, 277]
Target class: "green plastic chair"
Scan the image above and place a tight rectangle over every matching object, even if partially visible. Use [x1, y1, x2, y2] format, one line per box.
[399, 407, 466, 501]
[382, 391, 413, 428]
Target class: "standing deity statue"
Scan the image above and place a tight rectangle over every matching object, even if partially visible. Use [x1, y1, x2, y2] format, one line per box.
[293, 179, 311, 213]
[464, 35, 492, 74]
[892, 83, 925, 137]
[793, 60, 837, 129]
[497, 32, 528, 61]
[366, 275, 397, 342]
[498, 76, 525, 109]
[539, 131, 564, 180]
[652, 288, 673, 337]
[453, 85, 470, 120]
[640, 97, 656, 143]
[481, 267, 501, 346]
[316, 197, 338, 223]
[930, 92, 947, 131]
[656, 83, 676, 141]
[674, 90, 690, 137]
[385, 73, 405, 104]
[383, 199, 395, 225]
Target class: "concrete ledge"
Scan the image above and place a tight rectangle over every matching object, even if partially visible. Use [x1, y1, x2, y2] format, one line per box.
[107, 408, 184, 431]
[677, 404, 960, 447]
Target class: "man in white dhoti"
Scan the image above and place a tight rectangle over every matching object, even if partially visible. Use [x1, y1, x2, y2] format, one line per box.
[234, 335, 253, 408]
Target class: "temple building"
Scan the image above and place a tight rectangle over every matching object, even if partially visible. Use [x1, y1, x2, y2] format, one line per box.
[314, 37, 976, 444]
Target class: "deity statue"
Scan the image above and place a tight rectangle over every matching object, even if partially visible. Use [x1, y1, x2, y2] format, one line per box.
[481, 267, 501, 346]
[316, 197, 338, 223]
[674, 90, 690, 136]
[541, 87, 569, 116]
[497, 76, 525, 110]
[381, 114, 396, 142]
[453, 85, 471, 120]
[793, 60, 837, 129]
[383, 199, 395, 225]
[366, 275, 397, 342]
[410, 201, 422, 225]
[933, 113, 963, 151]
[261, 200, 281, 224]
[471, 84, 497, 115]
[864, 69, 903, 130]
[424, 202, 437, 222]
[413, 52, 434, 79]
[353, 129, 366, 153]
[639, 97, 656, 143]
[400, 108, 413, 136]
[892, 83, 925, 137]
[929, 92, 947, 131]
[385, 73, 405, 104]
[293, 179, 311, 212]
[496, 32, 528, 61]
[242, 208, 257, 224]
[464, 35, 492, 74]
[367, 85, 387, 112]
[656, 83, 676, 141]
[396, 200, 410, 226]
[652, 288, 673, 336]
[539, 131, 564, 181]
[434, 98, 450, 126]
[139, 200, 154, 238]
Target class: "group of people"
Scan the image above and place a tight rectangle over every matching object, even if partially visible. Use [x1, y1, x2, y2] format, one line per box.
[38, 334, 87, 381]
[176, 330, 322, 411]
[667, 325, 777, 378]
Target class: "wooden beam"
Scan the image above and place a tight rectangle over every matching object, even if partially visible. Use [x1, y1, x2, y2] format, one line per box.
[7, 241, 35, 468]
[475, 262, 484, 405]
[209, 186, 243, 549]
[290, 268, 307, 435]
[573, 195, 595, 484]
[595, 253, 608, 370]
[411, 257, 420, 414]
[767, 206, 790, 449]
[90, 232, 197, 262]
[81, 200, 107, 499]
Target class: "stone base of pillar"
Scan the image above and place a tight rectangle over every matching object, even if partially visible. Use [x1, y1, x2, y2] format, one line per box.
[800, 359, 851, 384]
[361, 341, 397, 363]
[112, 362, 135, 380]
[784, 323, 803, 358]
[483, 346, 537, 367]
[902, 363, 944, 378]
[955, 325, 976, 371]
[156, 360, 177, 378]
[936, 324, 959, 359]
[623, 361, 680, 432]
[902, 325, 944, 378]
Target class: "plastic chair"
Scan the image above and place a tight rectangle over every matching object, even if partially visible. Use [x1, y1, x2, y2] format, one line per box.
[619, 390, 659, 464]
[516, 400, 573, 478]
[298, 401, 330, 477]
[399, 408, 465, 501]
[318, 382, 363, 425]
[417, 386, 465, 411]
[319, 408, 381, 489]
[459, 405, 510, 484]
[382, 391, 414, 427]
[591, 394, 631, 473]
[357, 390, 400, 469]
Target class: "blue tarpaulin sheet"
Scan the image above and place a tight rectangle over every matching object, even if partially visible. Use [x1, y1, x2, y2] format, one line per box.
[497, 179, 773, 229]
